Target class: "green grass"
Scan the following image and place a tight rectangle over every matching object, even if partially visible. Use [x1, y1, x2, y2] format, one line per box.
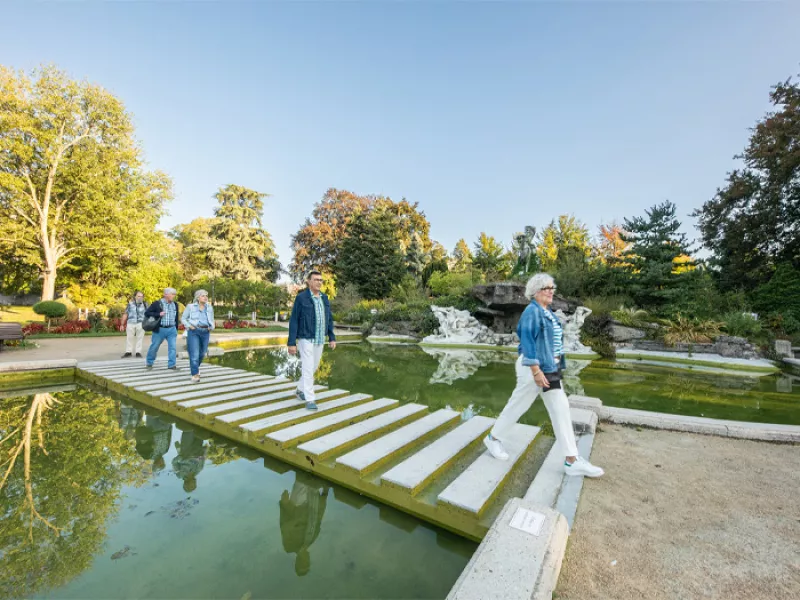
[0, 305, 43, 324]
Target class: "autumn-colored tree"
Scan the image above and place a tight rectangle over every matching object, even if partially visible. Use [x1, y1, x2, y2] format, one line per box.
[473, 233, 512, 280]
[596, 222, 629, 264]
[451, 238, 473, 272]
[535, 215, 591, 271]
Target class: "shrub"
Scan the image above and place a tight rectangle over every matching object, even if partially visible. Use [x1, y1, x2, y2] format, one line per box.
[721, 312, 762, 338]
[766, 312, 800, 336]
[107, 305, 126, 320]
[22, 323, 46, 336]
[390, 275, 428, 304]
[329, 283, 362, 315]
[661, 315, 722, 345]
[428, 271, 473, 297]
[52, 320, 91, 334]
[610, 307, 652, 328]
[580, 313, 616, 359]
[582, 295, 629, 317]
[222, 320, 251, 330]
[433, 294, 481, 313]
[33, 301, 67, 319]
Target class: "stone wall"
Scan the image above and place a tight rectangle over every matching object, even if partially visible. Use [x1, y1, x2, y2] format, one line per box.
[631, 335, 759, 359]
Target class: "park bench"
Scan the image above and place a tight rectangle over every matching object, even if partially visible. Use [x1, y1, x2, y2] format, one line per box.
[0, 322, 24, 351]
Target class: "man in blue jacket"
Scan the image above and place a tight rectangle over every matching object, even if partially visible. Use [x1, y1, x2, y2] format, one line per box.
[288, 271, 336, 410]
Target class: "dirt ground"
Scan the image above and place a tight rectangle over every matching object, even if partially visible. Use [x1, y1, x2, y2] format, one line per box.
[556, 424, 800, 600]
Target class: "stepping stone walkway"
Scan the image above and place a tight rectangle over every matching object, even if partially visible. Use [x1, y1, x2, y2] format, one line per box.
[77, 358, 542, 540]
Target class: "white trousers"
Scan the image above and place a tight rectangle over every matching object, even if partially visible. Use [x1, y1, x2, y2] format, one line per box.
[297, 339, 324, 403]
[125, 322, 145, 355]
[491, 355, 579, 457]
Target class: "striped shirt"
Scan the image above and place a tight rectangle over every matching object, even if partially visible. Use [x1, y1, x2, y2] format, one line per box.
[311, 293, 325, 345]
[543, 309, 563, 362]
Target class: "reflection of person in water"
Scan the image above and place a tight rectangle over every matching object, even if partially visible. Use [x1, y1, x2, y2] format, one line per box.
[118, 403, 143, 441]
[171, 430, 207, 492]
[279, 471, 330, 577]
[135, 414, 173, 473]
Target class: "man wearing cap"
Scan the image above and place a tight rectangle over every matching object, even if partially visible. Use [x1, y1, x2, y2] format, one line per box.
[144, 287, 180, 370]
[181, 289, 215, 383]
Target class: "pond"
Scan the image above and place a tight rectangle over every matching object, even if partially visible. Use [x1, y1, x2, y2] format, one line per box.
[211, 343, 800, 426]
[0, 386, 474, 600]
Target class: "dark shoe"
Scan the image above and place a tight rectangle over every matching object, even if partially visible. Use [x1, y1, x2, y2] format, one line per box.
[146, 364, 153, 370]
[168, 366, 178, 371]
[135, 353, 143, 358]
[122, 352, 132, 358]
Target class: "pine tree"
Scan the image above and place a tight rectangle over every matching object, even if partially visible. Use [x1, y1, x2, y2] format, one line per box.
[621, 201, 693, 308]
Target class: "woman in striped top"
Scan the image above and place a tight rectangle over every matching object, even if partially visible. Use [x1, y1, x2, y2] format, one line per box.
[483, 273, 604, 478]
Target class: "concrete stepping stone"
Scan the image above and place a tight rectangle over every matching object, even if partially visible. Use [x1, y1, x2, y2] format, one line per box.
[298, 403, 427, 460]
[112, 367, 229, 383]
[380, 416, 494, 496]
[336, 409, 460, 476]
[209, 388, 343, 421]
[134, 373, 273, 393]
[160, 378, 290, 403]
[85, 359, 191, 370]
[177, 382, 303, 410]
[265, 398, 399, 448]
[84, 364, 188, 376]
[437, 423, 540, 517]
[241, 393, 372, 434]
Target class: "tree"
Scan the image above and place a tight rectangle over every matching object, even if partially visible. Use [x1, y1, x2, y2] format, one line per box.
[0, 390, 148, 597]
[596, 222, 629, 264]
[405, 232, 426, 280]
[0, 65, 171, 301]
[695, 72, 800, 291]
[171, 217, 224, 282]
[451, 239, 473, 272]
[472, 233, 512, 280]
[336, 209, 405, 299]
[207, 184, 280, 282]
[621, 201, 694, 308]
[535, 215, 591, 272]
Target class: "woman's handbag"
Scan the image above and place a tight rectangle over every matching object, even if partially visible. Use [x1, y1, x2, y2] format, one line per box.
[543, 370, 562, 390]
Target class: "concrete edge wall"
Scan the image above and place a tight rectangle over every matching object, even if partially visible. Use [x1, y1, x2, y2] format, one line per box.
[0, 359, 78, 373]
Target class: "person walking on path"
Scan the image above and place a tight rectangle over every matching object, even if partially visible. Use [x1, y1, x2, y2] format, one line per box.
[483, 273, 605, 478]
[181, 289, 214, 383]
[287, 270, 336, 410]
[121, 290, 147, 358]
[144, 287, 180, 370]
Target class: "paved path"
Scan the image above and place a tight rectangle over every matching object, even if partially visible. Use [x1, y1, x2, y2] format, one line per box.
[0, 327, 360, 364]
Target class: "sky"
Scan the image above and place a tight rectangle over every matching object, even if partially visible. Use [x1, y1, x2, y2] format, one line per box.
[3, 1, 799, 276]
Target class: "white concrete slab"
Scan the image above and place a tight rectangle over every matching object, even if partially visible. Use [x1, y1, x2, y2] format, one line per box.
[178, 381, 304, 409]
[159, 378, 290, 402]
[298, 403, 427, 459]
[111, 367, 229, 384]
[381, 416, 494, 495]
[83, 363, 189, 376]
[438, 423, 539, 516]
[210, 387, 340, 421]
[130, 369, 266, 394]
[265, 398, 399, 447]
[241, 393, 372, 434]
[0, 359, 77, 372]
[336, 409, 460, 475]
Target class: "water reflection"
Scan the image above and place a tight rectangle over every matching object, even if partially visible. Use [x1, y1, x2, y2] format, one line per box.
[1, 386, 474, 600]
[279, 471, 330, 576]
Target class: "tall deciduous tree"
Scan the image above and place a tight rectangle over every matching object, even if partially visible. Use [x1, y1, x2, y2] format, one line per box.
[535, 215, 591, 271]
[336, 209, 405, 299]
[596, 222, 629, 264]
[0, 65, 171, 300]
[171, 217, 224, 282]
[622, 201, 694, 308]
[473, 233, 512, 280]
[451, 238, 473, 272]
[695, 73, 800, 291]
[207, 184, 280, 282]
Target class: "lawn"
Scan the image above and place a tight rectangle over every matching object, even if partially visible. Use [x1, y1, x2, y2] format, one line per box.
[0, 305, 43, 323]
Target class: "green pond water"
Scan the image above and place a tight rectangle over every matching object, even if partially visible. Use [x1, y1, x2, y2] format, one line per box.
[0, 386, 474, 600]
[211, 343, 800, 426]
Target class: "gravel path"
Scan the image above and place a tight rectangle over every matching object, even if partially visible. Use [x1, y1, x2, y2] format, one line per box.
[556, 424, 800, 600]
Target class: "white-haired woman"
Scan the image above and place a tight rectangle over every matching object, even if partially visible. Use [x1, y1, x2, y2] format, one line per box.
[484, 273, 604, 478]
[181, 289, 215, 383]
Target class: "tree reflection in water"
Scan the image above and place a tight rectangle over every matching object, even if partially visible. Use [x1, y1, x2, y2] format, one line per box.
[0, 388, 148, 598]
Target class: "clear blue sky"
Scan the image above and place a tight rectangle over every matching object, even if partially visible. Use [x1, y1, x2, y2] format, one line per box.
[3, 1, 799, 274]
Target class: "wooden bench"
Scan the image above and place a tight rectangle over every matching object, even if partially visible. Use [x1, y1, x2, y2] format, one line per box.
[0, 322, 24, 351]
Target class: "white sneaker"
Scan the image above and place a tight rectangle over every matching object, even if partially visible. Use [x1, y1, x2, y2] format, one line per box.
[564, 457, 604, 478]
[191, 375, 200, 384]
[483, 435, 509, 461]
